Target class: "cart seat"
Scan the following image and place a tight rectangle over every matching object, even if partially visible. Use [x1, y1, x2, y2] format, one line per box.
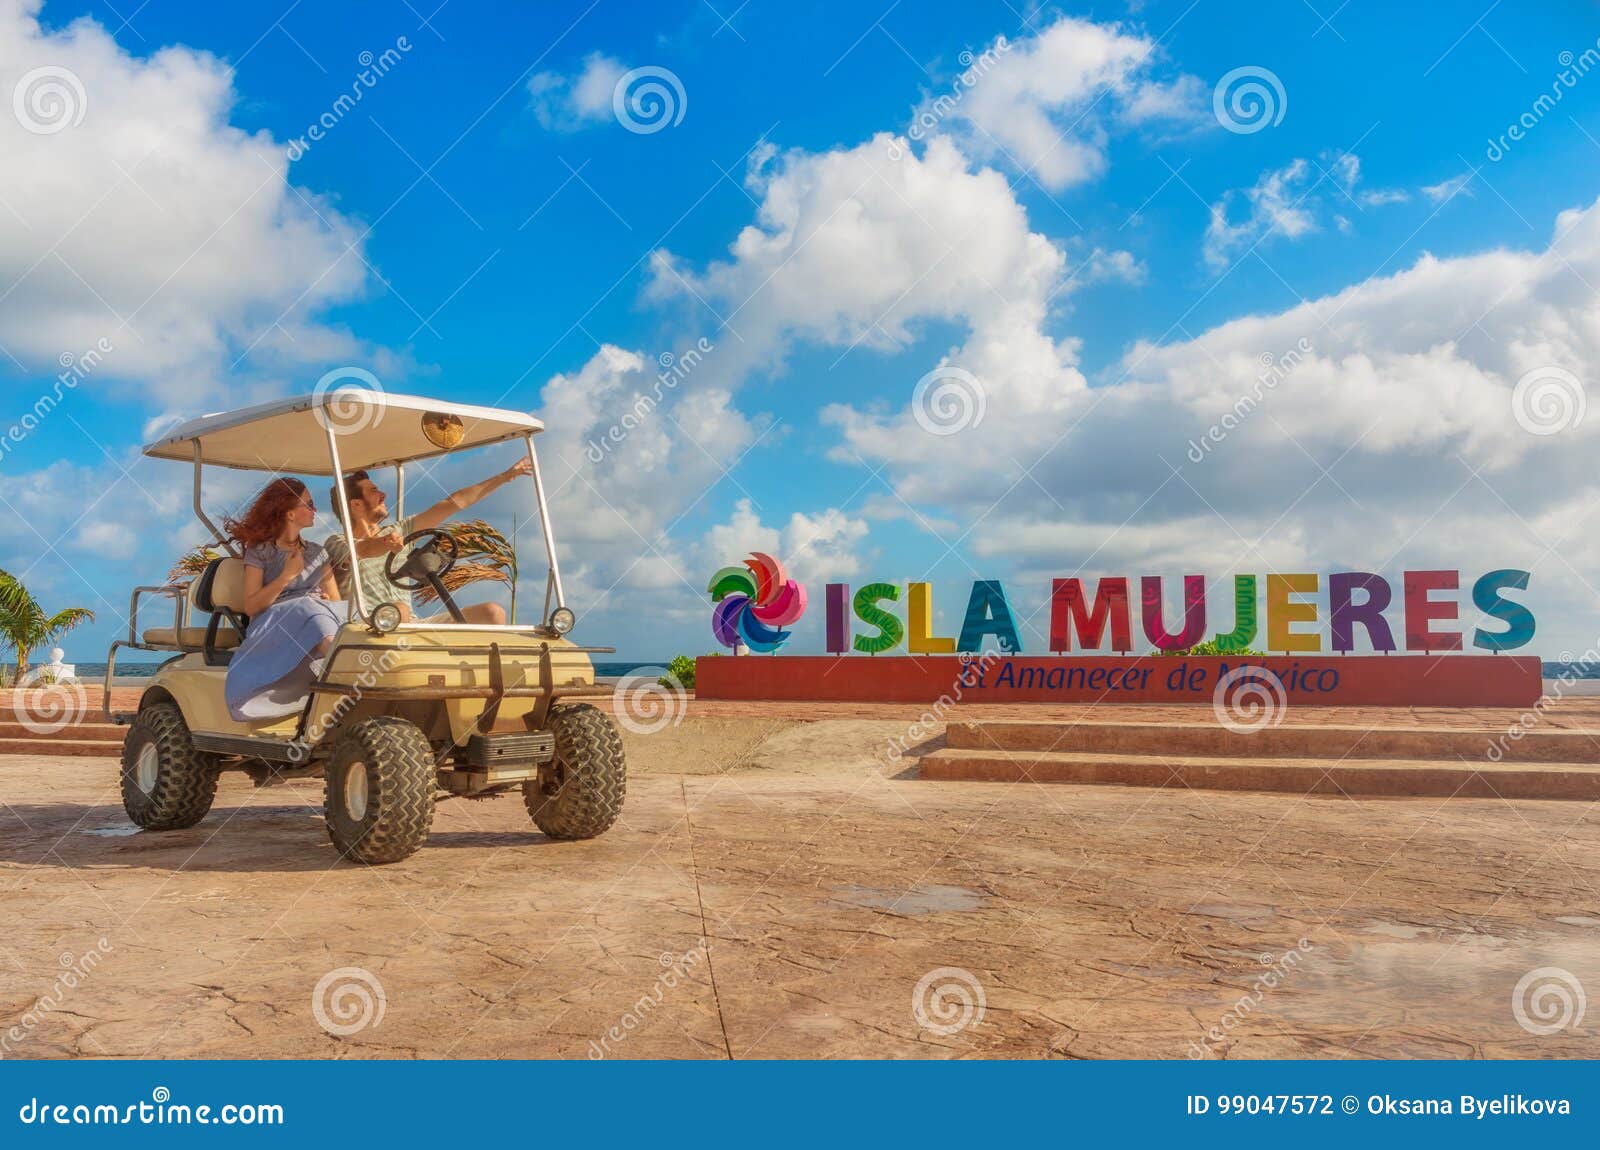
[140, 557, 250, 664]
[140, 625, 241, 650]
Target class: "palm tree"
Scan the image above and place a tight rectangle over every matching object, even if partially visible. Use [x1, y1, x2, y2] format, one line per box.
[0, 569, 94, 685]
[413, 519, 519, 617]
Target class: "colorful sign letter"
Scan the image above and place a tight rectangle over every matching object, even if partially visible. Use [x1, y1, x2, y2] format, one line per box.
[1329, 571, 1396, 652]
[1267, 573, 1321, 652]
[958, 580, 1021, 653]
[907, 582, 956, 654]
[1212, 575, 1258, 653]
[1403, 570, 1462, 651]
[1141, 575, 1206, 651]
[1049, 578, 1131, 652]
[825, 583, 851, 653]
[852, 583, 904, 654]
[1472, 569, 1535, 652]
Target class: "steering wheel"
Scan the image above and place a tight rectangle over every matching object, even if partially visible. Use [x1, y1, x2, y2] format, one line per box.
[383, 528, 466, 622]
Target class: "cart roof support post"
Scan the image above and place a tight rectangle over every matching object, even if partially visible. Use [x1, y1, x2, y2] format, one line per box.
[526, 435, 565, 613]
[325, 420, 368, 624]
[192, 441, 238, 558]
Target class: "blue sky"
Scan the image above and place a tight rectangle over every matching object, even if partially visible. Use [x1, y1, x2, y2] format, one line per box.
[4, 0, 1600, 664]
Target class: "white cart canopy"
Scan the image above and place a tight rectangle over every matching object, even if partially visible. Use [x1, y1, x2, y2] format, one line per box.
[143, 392, 544, 475]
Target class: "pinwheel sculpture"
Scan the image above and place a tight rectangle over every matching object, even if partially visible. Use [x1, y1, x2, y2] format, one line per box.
[708, 552, 807, 652]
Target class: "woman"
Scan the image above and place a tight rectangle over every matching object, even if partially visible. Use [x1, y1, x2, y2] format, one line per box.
[221, 478, 343, 721]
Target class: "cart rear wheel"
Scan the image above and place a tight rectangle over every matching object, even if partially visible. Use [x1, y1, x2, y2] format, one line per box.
[120, 703, 219, 830]
[524, 703, 626, 839]
[324, 717, 436, 864]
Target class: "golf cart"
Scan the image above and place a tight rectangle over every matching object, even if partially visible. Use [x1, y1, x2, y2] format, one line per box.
[104, 390, 625, 864]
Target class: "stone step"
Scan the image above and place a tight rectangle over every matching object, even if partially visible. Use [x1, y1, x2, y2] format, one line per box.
[945, 719, 1599, 764]
[917, 748, 1600, 801]
[0, 721, 124, 740]
[0, 736, 125, 758]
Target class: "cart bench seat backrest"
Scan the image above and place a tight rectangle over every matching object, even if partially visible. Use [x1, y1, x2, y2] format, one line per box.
[190, 556, 250, 665]
[192, 556, 247, 615]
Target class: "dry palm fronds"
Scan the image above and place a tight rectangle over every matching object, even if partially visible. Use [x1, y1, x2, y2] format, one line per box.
[444, 519, 517, 571]
[413, 520, 519, 607]
[168, 545, 225, 588]
[414, 561, 512, 605]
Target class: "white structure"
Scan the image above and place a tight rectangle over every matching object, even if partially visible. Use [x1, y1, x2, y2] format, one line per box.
[40, 647, 76, 684]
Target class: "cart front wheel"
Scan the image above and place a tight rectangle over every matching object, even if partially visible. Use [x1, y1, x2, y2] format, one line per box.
[524, 703, 626, 840]
[324, 717, 436, 864]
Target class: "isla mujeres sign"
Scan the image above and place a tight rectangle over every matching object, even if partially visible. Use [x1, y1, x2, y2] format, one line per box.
[820, 570, 1536, 655]
[695, 567, 1543, 708]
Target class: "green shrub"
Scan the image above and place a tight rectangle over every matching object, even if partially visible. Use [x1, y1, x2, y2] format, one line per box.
[1156, 639, 1266, 657]
[662, 654, 697, 691]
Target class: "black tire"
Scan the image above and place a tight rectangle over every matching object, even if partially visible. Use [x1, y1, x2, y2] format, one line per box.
[323, 717, 436, 864]
[524, 703, 626, 839]
[120, 702, 219, 830]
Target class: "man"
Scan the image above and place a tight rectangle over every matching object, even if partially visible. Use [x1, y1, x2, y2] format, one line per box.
[325, 458, 531, 624]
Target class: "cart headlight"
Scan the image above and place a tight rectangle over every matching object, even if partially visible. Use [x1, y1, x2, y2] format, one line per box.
[371, 602, 403, 633]
[549, 606, 575, 634]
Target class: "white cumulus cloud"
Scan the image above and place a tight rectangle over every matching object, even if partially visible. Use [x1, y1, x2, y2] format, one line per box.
[702, 498, 870, 589]
[527, 51, 626, 131]
[0, 0, 373, 401]
[913, 17, 1209, 191]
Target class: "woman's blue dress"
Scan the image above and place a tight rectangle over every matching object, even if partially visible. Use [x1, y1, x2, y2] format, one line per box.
[224, 540, 342, 721]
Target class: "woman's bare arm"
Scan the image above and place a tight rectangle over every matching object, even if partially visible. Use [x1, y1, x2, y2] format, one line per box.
[242, 551, 304, 615]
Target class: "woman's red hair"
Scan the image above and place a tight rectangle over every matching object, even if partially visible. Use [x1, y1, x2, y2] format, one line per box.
[224, 478, 309, 547]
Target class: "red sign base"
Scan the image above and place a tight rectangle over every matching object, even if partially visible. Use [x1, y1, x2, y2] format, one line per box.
[693, 654, 1544, 708]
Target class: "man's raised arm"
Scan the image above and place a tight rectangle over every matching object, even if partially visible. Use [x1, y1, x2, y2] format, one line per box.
[409, 457, 533, 531]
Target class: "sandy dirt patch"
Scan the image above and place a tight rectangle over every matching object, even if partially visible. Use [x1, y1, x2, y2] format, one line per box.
[622, 718, 928, 777]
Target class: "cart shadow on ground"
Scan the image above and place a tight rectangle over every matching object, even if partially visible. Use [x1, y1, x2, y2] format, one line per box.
[0, 799, 572, 873]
